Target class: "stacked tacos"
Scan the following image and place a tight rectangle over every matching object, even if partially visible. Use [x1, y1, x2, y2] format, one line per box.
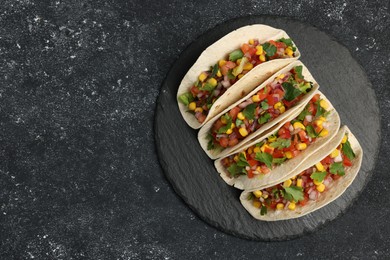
[176, 24, 363, 221]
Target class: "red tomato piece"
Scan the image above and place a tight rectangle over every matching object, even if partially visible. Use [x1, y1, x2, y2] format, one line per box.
[266, 95, 276, 106]
[241, 43, 250, 54]
[228, 138, 239, 147]
[247, 169, 254, 178]
[219, 137, 229, 148]
[273, 150, 284, 158]
[229, 106, 241, 120]
[343, 156, 353, 167]
[311, 94, 320, 103]
[248, 159, 258, 167]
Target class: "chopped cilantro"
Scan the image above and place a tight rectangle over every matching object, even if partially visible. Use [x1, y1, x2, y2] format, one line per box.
[237, 153, 250, 167]
[258, 112, 271, 124]
[210, 63, 219, 78]
[235, 118, 243, 127]
[255, 152, 273, 169]
[306, 125, 318, 138]
[272, 157, 287, 165]
[284, 186, 304, 202]
[269, 138, 291, 149]
[262, 42, 276, 57]
[242, 103, 256, 120]
[294, 65, 303, 79]
[227, 69, 236, 80]
[310, 171, 327, 182]
[342, 140, 356, 160]
[315, 99, 327, 117]
[282, 82, 302, 101]
[260, 205, 268, 216]
[217, 114, 232, 134]
[330, 162, 345, 176]
[261, 100, 269, 110]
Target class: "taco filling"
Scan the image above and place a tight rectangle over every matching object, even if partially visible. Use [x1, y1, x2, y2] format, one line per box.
[178, 38, 297, 123]
[207, 66, 314, 151]
[220, 94, 330, 178]
[247, 134, 356, 215]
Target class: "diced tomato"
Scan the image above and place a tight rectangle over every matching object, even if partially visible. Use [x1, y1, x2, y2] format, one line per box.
[274, 41, 286, 48]
[247, 47, 257, 57]
[343, 156, 353, 167]
[332, 174, 341, 180]
[283, 121, 291, 129]
[247, 159, 257, 168]
[308, 102, 316, 115]
[219, 137, 229, 148]
[195, 112, 206, 123]
[269, 201, 277, 209]
[278, 128, 291, 139]
[311, 94, 320, 103]
[282, 99, 296, 108]
[274, 88, 285, 97]
[190, 85, 200, 96]
[273, 150, 284, 158]
[247, 169, 254, 178]
[212, 119, 224, 132]
[229, 106, 241, 120]
[321, 156, 333, 165]
[303, 118, 310, 126]
[241, 43, 251, 54]
[266, 95, 276, 106]
[269, 40, 277, 46]
[264, 146, 274, 154]
[298, 130, 308, 143]
[299, 194, 309, 206]
[228, 138, 239, 147]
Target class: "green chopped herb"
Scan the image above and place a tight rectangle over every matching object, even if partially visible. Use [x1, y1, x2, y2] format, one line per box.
[207, 134, 215, 150]
[247, 193, 254, 200]
[297, 107, 310, 121]
[262, 42, 277, 57]
[237, 153, 250, 167]
[294, 65, 303, 79]
[272, 157, 287, 165]
[261, 100, 269, 110]
[342, 140, 356, 160]
[282, 82, 302, 101]
[235, 118, 243, 126]
[260, 205, 268, 216]
[210, 63, 219, 78]
[217, 114, 232, 134]
[200, 82, 215, 92]
[255, 152, 273, 169]
[258, 112, 271, 124]
[310, 171, 327, 182]
[227, 69, 236, 80]
[315, 99, 327, 117]
[284, 186, 304, 202]
[229, 49, 244, 61]
[178, 92, 194, 106]
[330, 162, 345, 176]
[306, 125, 318, 138]
[269, 138, 291, 149]
[242, 103, 256, 120]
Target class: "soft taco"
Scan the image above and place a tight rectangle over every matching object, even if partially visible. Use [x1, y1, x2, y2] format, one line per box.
[177, 24, 300, 129]
[214, 91, 340, 190]
[240, 126, 363, 221]
[198, 61, 319, 160]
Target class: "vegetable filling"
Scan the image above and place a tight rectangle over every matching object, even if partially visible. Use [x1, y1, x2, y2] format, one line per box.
[178, 38, 297, 123]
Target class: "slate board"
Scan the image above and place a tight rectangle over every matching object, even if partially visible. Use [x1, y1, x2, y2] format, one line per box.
[154, 16, 380, 241]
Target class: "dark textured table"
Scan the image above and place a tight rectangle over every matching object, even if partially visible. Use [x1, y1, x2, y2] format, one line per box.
[1, 0, 389, 259]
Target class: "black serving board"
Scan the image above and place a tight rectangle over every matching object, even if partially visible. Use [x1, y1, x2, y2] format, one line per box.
[154, 16, 380, 241]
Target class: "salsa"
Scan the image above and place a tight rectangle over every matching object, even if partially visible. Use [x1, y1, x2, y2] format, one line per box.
[207, 65, 314, 151]
[178, 38, 297, 123]
[248, 134, 356, 215]
[220, 94, 330, 178]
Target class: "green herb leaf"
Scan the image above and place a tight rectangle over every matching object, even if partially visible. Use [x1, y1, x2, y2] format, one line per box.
[284, 186, 304, 202]
[330, 162, 345, 176]
[227, 164, 242, 177]
[294, 65, 303, 79]
[261, 100, 269, 110]
[262, 42, 277, 57]
[258, 112, 271, 124]
[237, 153, 250, 167]
[272, 188, 280, 199]
[229, 49, 244, 61]
[206, 134, 214, 150]
[342, 140, 356, 160]
[235, 118, 243, 127]
[310, 171, 327, 182]
[210, 64, 219, 78]
[277, 37, 293, 47]
[217, 114, 232, 134]
[178, 92, 194, 106]
[255, 152, 273, 169]
[242, 103, 256, 120]
[272, 157, 287, 165]
[227, 69, 236, 80]
[255, 141, 265, 147]
[297, 107, 310, 121]
[315, 99, 326, 117]
[269, 138, 291, 149]
[282, 82, 302, 101]
[306, 125, 318, 138]
[260, 205, 268, 216]
[247, 193, 254, 200]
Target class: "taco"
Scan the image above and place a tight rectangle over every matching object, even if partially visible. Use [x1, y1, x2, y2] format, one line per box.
[240, 126, 363, 221]
[213, 91, 340, 190]
[198, 61, 319, 160]
[177, 24, 300, 129]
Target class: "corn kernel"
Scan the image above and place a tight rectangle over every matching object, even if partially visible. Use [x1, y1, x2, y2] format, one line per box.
[260, 144, 272, 153]
[283, 179, 292, 188]
[316, 183, 326, 192]
[319, 129, 329, 137]
[277, 74, 285, 79]
[230, 123, 235, 129]
[216, 69, 222, 77]
[296, 143, 307, 150]
[219, 60, 226, 67]
[226, 129, 233, 135]
[188, 102, 196, 111]
[330, 149, 340, 158]
[243, 63, 254, 71]
[247, 147, 253, 155]
[314, 119, 324, 127]
[276, 203, 284, 210]
[296, 178, 303, 187]
[253, 190, 262, 198]
[256, 45, 263, 55]
[198, 73, 207, 82]
[249, 39, 254, 45]
[253, 147, 261, 153]
[237, 112, 245, 120]
[238, 74, 244, 79]
[253, 201, 261, 208]
[234, 155, 239, 162]
[293, 122, 306, 130]
[285, 151, 293, 159]
[268, 135, 277, 142]
[315, 162, 325, 172]
[285, 47, 294, 57]
[288, 202, 296, 210]
[259, 54, 266, 62]
[208, 77, 218, 87]
[313, 179, 323, 186]
[252, 95, 261, 102]
[274, 102, 283, 109]
[236, 58, 242, 65]
[291, 175, 297, 180]
[263, 194, 269, 199]
[319, 99, 329, 109]
[256, 166, 262, 173]
[279, 106, 286, 113]
[194, 107, 203, 113]
[318, 116, 327, 122]
[239, 127, 248, 137]
[341, 134, 348, 144]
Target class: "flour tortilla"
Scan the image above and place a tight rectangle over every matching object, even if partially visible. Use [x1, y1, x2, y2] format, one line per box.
[198, 60, 318, 160]
[214, 91, 340, 190]
[240, 125, 363, 221]
[177, 24, 301, 129]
